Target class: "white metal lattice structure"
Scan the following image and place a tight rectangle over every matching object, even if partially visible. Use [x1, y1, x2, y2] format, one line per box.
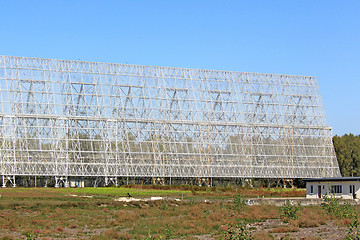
[0, 55, 340, 182]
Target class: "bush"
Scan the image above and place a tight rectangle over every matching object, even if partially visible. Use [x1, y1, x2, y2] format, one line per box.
[222, 223, 253, 240]
[233, 195, 247, 212]
[279, 200, 302, 222]
[164, 224, 173, 239]
[346, 218, 360, 240]
[322, 195, 357, 219]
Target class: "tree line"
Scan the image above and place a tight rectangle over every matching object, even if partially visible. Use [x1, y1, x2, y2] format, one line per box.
[333, 134, 360, 177]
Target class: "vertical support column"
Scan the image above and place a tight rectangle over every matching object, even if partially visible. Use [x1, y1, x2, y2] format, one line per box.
[55, 176, 68, 188]
[283, 179, 294, 189]
[64, 177, 69, 188]
[104, 176, 108, 186]
[244, 178, 253, 188]
[110, 177, 118, 187]
[12, 175, 15, 187]
[55, 176, 59, 188]
[2, 175, 16, 188]
[104, 177, 118, 187]
[152, 177, 165, 185]
[2, 175, 5, 188]
[197, 178, 210, 187]
[93, 177, 100, 187]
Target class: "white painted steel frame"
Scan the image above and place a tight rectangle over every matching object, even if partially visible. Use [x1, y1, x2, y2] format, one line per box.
[0, 56, 341, 179]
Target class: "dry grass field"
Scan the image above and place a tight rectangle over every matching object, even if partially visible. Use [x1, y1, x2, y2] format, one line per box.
[0, 186, 358, 239]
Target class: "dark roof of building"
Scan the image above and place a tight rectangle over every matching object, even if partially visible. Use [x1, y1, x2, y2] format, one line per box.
[304, 177, 360, 182]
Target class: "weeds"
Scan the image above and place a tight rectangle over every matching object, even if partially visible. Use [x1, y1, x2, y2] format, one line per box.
[26, 233, 37, 240]
[346, 218, 360, 240]
[0, 187, 339, 239]
[322, 194, 357, 219]
[189, 199, 197, 205]
[222, 223, 253, 240]
[270, 226, 299, 233]
[160, 202, 168, 210]
[233, 195, 247, 212]
[1, 236, 16, 240]
[145, 229, 158, 240]
[164, 224, 173, 239]
[279, 200, 302, 222]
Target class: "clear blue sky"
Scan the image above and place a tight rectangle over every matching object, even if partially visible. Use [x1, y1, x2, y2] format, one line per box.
[0, 1, 359, 135]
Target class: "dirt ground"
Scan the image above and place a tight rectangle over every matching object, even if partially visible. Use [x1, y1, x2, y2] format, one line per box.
[248, 219, 347, 240]
[0, 187, 356, 239]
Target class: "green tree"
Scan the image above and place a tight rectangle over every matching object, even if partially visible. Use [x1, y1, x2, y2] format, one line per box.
[333, 134, 360, 177]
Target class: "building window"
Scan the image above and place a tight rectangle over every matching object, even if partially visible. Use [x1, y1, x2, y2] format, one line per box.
[310, 185, 314, 194]
[331, 185, 342, 194]
[350, 185, 352, 194]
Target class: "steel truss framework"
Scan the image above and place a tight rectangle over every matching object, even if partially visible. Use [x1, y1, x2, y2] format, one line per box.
[0, 55, 340, 181]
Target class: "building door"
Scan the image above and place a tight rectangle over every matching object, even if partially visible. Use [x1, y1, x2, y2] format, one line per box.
[351, 185, 356, 199]
[318, 185, 321, 198]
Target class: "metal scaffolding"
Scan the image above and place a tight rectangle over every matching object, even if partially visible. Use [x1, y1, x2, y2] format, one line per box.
[0, 55, 340, 185]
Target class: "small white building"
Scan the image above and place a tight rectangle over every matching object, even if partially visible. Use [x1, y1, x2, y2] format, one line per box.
[304, 177, 360, 199]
